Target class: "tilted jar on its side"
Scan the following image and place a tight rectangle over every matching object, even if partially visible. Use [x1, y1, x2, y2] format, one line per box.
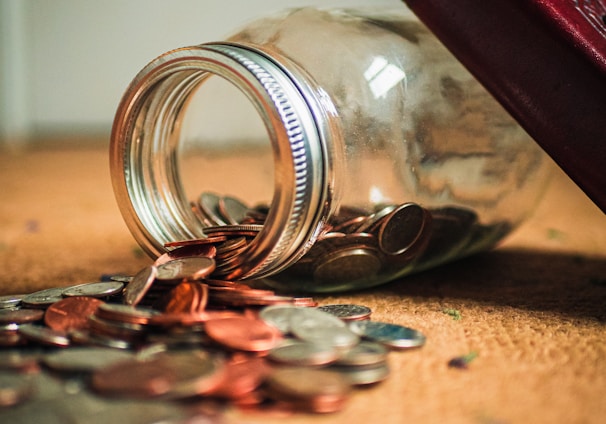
[110, 8, 551, 292]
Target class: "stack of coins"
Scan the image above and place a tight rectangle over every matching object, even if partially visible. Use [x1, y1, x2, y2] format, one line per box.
[0, 268, 426, 419]
[187, 192, 511, 286]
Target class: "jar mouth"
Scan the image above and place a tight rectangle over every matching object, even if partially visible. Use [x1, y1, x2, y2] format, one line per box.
[110, 43, 339, 279]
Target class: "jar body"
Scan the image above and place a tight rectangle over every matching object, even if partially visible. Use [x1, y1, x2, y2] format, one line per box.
[110, 8, 551, 292]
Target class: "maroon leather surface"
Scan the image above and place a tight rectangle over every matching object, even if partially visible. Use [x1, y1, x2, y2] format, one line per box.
[403, 0, 606, 213]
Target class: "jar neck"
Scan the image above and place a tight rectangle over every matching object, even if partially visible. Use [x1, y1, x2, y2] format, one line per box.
[110, 42, 341, 279]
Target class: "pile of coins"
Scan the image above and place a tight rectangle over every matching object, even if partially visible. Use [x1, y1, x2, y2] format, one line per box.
[0, 253, 426, 421]
[189, 192, 510, 288]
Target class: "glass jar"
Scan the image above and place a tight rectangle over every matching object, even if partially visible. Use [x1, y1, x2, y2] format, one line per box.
[110, 7, 551, 293]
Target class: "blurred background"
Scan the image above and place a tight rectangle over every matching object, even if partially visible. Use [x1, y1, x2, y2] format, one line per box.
[0, 0, 407, 146]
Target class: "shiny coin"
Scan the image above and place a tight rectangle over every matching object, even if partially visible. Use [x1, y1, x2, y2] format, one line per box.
[44, 296, 104, 332]
[198, 192, 228, 226]
[155, 243, 217, 266]
[0, 294, 25, 309]
[207, 356, 269, 400]
[61, 281, 125, 298]
[292, 325, 360, 350]
[288, 305, 347, 329]
[348, 320, 426, 349]
[107, 274, 133, 283]
[317, 304, 372, 321]
[289, 308, 359, 350]
[218, 195, 250, 225]
[123, 265, 157, 306]
[163, 235, 227, 249]
[204, 316, 282, 352]
[18, 323, 71, 347]
[21, 287, 66, 308]
[163, 281, 208, 313]
[156, 256, 216, 282]
[259, 305, 305, 334]
[377, 202, 429, 255]
[268, 339, 340, 366]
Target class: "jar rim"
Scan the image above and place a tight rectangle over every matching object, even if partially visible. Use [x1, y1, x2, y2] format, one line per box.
[110, 42, 339, 279]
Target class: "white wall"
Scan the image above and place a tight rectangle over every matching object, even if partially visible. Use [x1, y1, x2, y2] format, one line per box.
[0, 0, 407, 143]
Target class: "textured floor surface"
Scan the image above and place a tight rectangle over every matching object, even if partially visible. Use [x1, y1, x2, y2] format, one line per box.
[1, 141, 605, 423]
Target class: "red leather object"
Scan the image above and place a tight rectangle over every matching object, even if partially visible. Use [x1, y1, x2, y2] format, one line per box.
[403, 0, 606, 213]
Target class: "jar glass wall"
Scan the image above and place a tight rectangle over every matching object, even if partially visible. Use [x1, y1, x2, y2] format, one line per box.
[110, 8, 551, 293]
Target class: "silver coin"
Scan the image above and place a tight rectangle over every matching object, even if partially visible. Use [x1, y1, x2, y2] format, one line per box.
[42, 347, 136, 373]
[288, 307, 346, 330]
[218, 195, 250, 225]
[62, 281, 125, 298]
[198, 192, 228, 226]
[155, 256, 216, 281]
[289, 308, 359, 349]
[317, 304, 372, 321]
[123, 265, 157, 306]
[18, 324, 71, 347]
[331, 361, 390, 386]
[21, 287, 66, 308]
[108, 274, 134, 283]
[0, 294, 25, 309]
[259, 305, 305, 334]
[268, 339, 340, 366]
[348, 320, 426, 350]
[335, 341, 388, 366]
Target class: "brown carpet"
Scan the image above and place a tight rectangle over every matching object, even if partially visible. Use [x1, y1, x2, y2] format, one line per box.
[1, 139, 605, 423]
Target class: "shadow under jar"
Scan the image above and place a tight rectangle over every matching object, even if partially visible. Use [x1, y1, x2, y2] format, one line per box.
[110, 7, 552, 293]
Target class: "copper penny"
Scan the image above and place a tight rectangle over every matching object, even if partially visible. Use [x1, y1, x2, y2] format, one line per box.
[208, 356, 269, 399]
[155, 243, 218, 266]
[44, 296, 105, 332]
[204, 316, 282, 352]
[164, 281, 208, 314]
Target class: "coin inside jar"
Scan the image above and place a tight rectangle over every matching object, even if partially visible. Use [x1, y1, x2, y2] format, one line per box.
[377, 202, 430, 256]
[312, 247, 382, 285]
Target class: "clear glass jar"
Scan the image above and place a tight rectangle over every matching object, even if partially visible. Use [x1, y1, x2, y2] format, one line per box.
[110, 7, 551, 293]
